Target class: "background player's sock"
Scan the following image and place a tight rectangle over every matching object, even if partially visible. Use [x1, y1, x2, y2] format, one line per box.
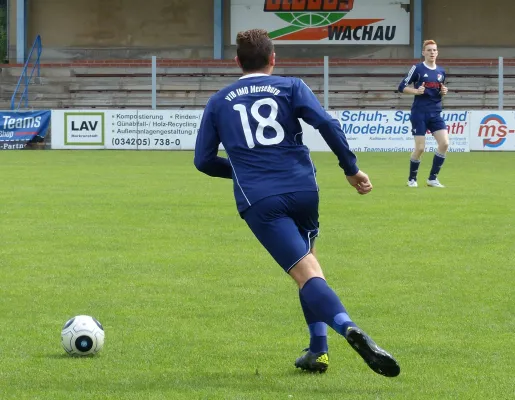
[299, 291, 327, 353]
[429, 152, 446, 180]
[300, 277, 357, 338]
[409, 158, 421, 181]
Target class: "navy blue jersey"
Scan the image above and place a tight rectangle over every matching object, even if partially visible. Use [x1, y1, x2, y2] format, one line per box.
[194, 73, 358, 214]
[398, 62, 446, 113]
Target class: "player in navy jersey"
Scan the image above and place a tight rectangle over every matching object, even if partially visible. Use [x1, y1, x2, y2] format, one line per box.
[398, 40, 449, 188]
[194, 29, 400, 377]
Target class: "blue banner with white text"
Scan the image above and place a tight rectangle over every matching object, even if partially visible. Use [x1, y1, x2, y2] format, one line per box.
[0, 110, 51, 150]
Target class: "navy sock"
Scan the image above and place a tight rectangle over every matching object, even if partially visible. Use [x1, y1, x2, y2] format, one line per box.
[409, 158, 421, 181]
[429, 152, 446, 180]
[300, 277, 357, 338]
[299, 291, 328, 353]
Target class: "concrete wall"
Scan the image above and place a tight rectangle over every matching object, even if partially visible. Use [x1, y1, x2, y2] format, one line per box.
[7, 0, 515, 61]
[9, 0, 215, 59]
[424, 0, 515, 47]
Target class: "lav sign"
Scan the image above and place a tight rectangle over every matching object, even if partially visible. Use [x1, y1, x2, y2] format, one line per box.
[64, 112, 105, 146]
[73, 120, 98, 131]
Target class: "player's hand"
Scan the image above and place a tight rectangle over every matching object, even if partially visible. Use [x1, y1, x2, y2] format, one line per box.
[440, 84, 448, 96]
[416, 83, 426, 95]
[346, 170, 373, 195]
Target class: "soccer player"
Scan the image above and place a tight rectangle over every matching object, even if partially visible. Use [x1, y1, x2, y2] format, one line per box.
[194, 29, 400, 377]
[398, 39, 449, 188]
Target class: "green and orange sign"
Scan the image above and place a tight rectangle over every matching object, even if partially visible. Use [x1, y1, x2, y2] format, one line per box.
[231, 0, 410, 45]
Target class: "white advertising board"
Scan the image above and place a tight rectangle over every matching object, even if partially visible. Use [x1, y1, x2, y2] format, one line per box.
[51, 110, 202, 150]
[468, 111, 515, 151]
[52, 109, 510, 154]
[302, 110, 470, 152]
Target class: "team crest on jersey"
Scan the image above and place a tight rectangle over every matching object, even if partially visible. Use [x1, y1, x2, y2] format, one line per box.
[437, 74, 443, 82]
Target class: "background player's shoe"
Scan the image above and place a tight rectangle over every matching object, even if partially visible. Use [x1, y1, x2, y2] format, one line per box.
[345, 327, 400, 377]
[407, 179, 418, 188]
[294, 348, 329, 373]
[426, 178, 445, 188]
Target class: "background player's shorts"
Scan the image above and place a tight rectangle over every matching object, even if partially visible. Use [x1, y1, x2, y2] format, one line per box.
[241, 191, 319, 273]
[410, 112, 447, 136]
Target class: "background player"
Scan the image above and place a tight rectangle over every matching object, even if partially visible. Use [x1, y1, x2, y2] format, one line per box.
[194, 29, 400, 377]
[398, 39, 449, 188]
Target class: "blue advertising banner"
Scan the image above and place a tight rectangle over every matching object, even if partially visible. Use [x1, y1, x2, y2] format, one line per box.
[0, 110, 51, 150]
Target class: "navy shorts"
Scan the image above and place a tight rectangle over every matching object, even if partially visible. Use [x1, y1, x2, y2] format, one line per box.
[410, 112, 447, 136]
[241, 191, 319, 273]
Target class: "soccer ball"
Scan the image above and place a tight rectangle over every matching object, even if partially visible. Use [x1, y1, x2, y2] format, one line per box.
[61, 315, 105, 356]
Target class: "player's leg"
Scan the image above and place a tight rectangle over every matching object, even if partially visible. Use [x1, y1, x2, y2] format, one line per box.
[287, 194, 400, 378]
[297, 274, 329, 373]
[289, 253, 400, 377]
[408, 114, 427, 187]
[427, 115, 449, 187]
[295, 245, 329, 373]
[407, 135, 425, 187]
[433, 129, 449, 155]
[291, 196, 328, 367]
[242, 193, 329, 373]
[301, 243, 328, 356]
[242, 192, 400, 377]
[309, 244, 317, 258]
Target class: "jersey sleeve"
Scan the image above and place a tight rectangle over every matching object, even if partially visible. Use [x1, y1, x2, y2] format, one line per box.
[292, 79, 358, 176]
[193, 98, 232, 179]
[398, 64, 418, 92]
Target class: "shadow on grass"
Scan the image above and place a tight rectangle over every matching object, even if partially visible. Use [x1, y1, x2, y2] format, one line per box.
[38, 353, 101, 360]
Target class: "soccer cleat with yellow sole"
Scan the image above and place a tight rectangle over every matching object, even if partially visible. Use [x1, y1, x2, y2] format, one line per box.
[294, 348, 329, 373]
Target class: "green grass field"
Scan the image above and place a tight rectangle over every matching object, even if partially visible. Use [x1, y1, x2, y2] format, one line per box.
[0, 150, 513, 400]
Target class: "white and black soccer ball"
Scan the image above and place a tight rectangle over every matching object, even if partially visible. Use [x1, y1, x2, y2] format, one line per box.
[61, 315, 105, 356]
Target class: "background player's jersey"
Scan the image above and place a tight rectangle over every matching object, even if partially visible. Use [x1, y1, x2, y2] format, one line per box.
[194, 73, 358, 214]
[398, 62, 446, 113]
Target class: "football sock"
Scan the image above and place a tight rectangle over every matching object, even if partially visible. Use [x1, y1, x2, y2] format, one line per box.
[299, 291, 328, 353]
[429, 152, 446, 180]
[300, 277, 357, 338]
[409, 158, 421, 181]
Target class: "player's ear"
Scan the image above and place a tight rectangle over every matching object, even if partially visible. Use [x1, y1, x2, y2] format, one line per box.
[270, 52, 276, 67]
[235, 56, 242, 69]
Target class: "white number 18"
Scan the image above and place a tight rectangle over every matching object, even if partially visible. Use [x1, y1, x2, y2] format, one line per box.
[233, 98, 285, 148]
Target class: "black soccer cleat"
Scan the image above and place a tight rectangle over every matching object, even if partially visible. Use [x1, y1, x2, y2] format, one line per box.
[295, 348, 329, 373]
[345, 327, 400, 377]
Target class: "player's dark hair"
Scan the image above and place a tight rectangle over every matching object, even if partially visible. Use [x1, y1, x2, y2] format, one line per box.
[236, 29, 274, 72]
